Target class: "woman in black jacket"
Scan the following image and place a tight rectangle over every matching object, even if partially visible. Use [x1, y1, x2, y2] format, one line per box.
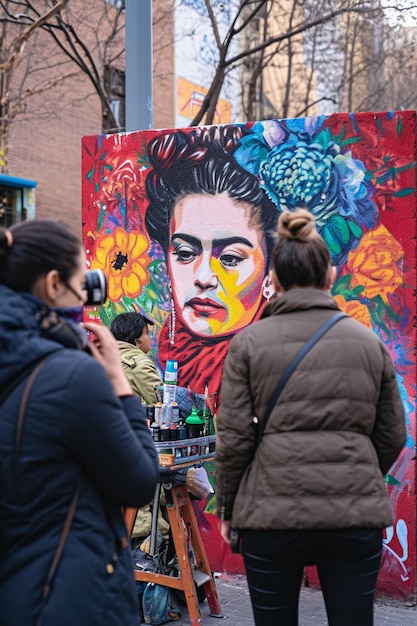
[0, 220, 159, 625]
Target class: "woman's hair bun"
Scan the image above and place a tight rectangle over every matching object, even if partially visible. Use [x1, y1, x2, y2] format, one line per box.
[278, 208, 317, 242]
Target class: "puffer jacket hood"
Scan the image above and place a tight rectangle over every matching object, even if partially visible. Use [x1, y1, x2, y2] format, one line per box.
[260, 288, 340, 318]
[0, 284, 84, 389]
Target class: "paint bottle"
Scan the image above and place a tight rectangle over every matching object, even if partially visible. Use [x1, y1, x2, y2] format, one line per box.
[177, 419, 187, 441]
[164, 360, 178, 385]
[177, 418, 188, 457]
[160, 426, 171, 442]
[161, 403, 172, 427]
[171, 402, 180, 424]
[151, 422, 160, 442]
[163, 360, 178, 404]
[185, 407, 205, 439]
[147, 404, 155, 424]
[169, 422, 179, 441]
[154, 402, 163, 426]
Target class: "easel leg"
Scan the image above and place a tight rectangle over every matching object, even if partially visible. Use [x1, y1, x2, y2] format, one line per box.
[178, 488, 223, 617]
[167, 485, 223, 619]
[149, 482, 161, 556]
[124, 507, 137, 537]
[165, 485, 203, 625]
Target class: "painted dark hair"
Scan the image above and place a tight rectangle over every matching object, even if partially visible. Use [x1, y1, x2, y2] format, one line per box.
[110, 312, 149, 345]
[145, 126, 277, 266]
[272, 209, 331, 290]
[0, 220, 81, 292]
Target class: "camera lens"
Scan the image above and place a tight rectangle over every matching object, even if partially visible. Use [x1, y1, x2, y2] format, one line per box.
[85, 269, 107, 306]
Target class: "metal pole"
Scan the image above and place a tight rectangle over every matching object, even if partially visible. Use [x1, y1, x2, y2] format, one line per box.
[125, 0, 153, 131]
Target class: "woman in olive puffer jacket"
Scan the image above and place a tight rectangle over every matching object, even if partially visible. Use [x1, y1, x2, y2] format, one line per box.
[215, 209, 406, 626]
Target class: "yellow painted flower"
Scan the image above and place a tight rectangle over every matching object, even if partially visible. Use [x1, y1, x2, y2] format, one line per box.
[91, 228, 151, 301]
[333, 295, 372, 329]
[345, 224, 403, 302]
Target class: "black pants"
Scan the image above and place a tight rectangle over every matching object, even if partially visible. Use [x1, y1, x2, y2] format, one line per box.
[241, 528, 383, 626]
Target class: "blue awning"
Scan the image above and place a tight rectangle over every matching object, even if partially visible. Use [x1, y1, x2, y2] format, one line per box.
[0, 174, 37, 189]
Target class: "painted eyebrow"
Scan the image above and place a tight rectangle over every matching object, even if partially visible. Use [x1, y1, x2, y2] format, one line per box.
[171, 233, 201, 249]
[171, 233, 253, 249]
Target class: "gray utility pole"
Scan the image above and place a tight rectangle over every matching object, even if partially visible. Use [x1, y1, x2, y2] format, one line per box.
[125, 0, 153, 132]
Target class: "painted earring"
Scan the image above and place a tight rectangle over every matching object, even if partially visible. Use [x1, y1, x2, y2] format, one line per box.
[262, 275, 274, 301]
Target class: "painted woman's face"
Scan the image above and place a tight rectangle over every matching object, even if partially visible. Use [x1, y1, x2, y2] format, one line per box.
[168, 193, 267, 337]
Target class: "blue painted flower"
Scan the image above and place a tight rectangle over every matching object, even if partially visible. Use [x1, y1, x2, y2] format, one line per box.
[235, 120, 379, 264]
[259, 140, 335, 215]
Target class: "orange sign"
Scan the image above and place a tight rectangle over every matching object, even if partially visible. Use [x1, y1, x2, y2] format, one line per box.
[177, 76, 231, 124]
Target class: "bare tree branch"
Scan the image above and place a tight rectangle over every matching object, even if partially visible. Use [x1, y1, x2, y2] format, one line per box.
[0, 0, 69, 74]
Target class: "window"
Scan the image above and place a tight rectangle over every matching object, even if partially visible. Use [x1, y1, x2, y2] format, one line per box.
[105, 0, 124, 9]
[0, 175, 37, 225]
[104, 65, 126, 132]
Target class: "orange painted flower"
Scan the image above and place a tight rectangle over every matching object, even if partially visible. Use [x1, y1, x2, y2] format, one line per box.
[91, 228, 151, 301]
[345, 224, 403, 302]
[333, 295, 372, 329]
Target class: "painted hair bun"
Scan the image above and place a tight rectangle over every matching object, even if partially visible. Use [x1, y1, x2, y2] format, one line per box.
[277, 209, 317, 242]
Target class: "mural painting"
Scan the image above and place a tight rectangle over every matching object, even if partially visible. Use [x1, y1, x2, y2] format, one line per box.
[81, 111, 416, 601]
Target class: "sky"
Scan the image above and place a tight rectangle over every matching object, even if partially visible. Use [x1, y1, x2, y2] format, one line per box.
[382, 1, 417, 27]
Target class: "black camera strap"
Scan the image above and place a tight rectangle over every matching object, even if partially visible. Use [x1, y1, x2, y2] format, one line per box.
[256, 312, 347, 444]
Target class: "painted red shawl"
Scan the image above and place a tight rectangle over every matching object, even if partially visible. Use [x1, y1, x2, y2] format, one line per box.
[157, 302, 269, 411]
[157, 319, 233, 411]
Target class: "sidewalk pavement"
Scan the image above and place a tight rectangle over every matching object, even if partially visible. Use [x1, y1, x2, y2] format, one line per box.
[176, 574, 417, 625]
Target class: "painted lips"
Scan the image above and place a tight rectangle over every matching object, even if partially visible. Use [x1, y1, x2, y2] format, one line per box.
[185, 298, 227, 321]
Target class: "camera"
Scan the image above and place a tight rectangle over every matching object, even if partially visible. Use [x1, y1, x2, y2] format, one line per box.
[85, 269, 107, 306]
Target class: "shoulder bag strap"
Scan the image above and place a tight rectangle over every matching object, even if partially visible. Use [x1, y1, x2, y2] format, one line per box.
[40, 481, 83, 604]
[13, 356, 53, 493]
[8, 355, 82, 618]
[257, 312, 347, 443]
[36, 481, 83, 626]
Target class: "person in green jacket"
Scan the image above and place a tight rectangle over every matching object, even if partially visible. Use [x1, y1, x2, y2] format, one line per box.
[110, 311, 170, 545]
[110, 311, 163, 406]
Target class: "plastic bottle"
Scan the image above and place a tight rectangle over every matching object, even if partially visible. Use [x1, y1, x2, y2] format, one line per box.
[164, 360, 178, 384]
[151, 422, 160, 442]
[177, 418, 188, 457]
[177, 419, 187, 441]
[169, 422, 179, 441]
[154, 402, 163, 426]
[185, 407, 205, 439]
[163, 360, 178, 404]
[147, 404, 155, 424]
[171, 402, 180, 424]
[159, 426, 171, 442]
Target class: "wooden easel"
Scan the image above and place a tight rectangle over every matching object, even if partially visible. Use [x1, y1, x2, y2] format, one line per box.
[125, 481, 223, 625]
